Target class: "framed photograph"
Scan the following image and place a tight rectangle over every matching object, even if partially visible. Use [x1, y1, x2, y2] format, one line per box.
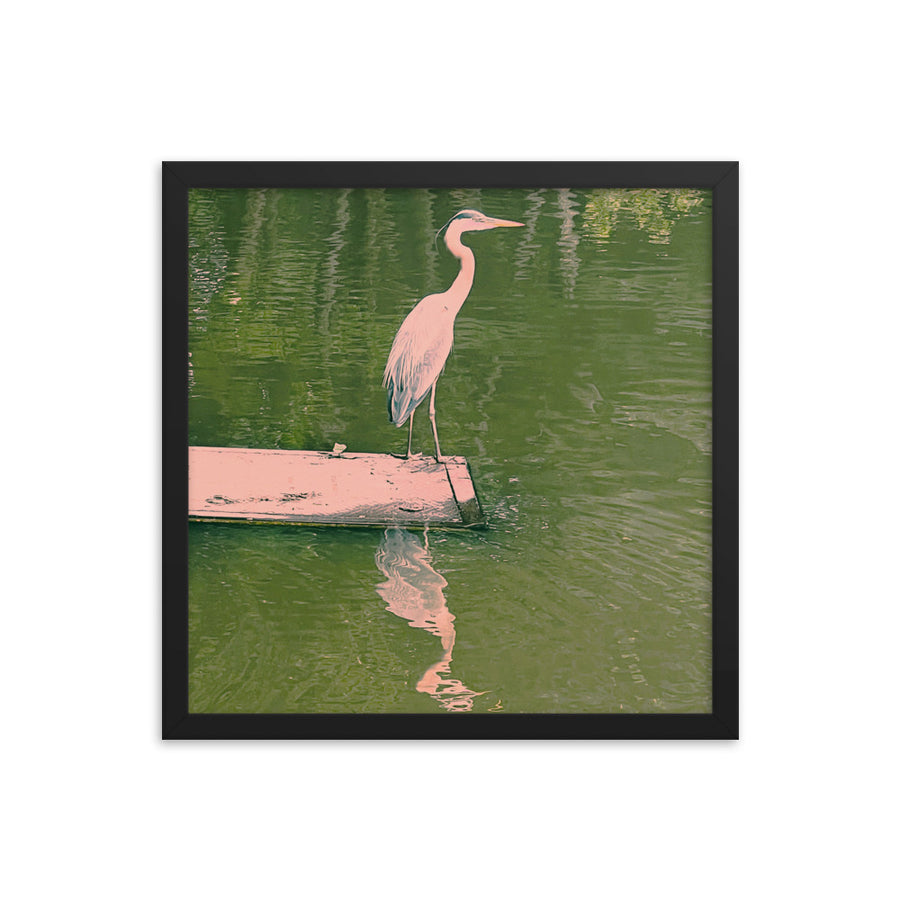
[163, 161, 738, 739]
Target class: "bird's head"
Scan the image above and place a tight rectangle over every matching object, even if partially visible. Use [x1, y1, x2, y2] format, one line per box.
[449, 209, 525, 232]
[436, 209, 524, 251]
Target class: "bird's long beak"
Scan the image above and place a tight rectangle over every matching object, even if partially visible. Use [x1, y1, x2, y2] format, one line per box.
[488, 217, 525, 228]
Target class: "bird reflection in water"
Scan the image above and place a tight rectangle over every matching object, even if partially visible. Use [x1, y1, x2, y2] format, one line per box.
[375, 526, 484, 712]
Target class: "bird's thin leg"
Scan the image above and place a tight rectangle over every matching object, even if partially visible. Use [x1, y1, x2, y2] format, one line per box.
[406, 409, 415, 459]
[429, 383, 443, 462]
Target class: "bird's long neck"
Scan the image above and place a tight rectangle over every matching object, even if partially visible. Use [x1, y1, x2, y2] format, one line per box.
[443, 225, 475, 316]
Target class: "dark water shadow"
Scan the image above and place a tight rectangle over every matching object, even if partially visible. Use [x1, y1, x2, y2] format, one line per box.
[374, 526, 485, 712]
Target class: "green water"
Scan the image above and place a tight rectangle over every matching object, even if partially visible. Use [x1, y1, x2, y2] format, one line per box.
[188, 187, 712, 714]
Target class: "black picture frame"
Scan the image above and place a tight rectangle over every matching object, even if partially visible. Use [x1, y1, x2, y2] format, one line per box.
[163, 161, 738, 739]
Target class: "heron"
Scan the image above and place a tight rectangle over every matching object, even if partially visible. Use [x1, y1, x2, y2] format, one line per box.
[383, 209, 524, 461]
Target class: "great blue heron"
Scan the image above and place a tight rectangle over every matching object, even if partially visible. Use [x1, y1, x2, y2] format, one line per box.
[383, 209, 524, 461]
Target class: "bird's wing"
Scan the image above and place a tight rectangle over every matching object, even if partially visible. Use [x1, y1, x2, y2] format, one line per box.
[383, 298, 454, 425]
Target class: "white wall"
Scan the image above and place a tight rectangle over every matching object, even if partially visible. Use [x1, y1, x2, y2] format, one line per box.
[4, 2, 896, 898]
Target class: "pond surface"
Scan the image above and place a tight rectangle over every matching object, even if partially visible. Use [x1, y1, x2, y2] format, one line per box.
[188, 187, 712, 714]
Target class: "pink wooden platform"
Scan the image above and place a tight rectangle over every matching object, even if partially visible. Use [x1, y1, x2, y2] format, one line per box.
[188, 446, 485, 528]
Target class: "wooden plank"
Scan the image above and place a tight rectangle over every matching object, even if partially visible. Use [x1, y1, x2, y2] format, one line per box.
[443, 458, 484, 527]
[188, 446, 485, 528]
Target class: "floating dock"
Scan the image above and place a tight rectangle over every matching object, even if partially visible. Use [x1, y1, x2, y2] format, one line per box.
[188, 446, 485, 528]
